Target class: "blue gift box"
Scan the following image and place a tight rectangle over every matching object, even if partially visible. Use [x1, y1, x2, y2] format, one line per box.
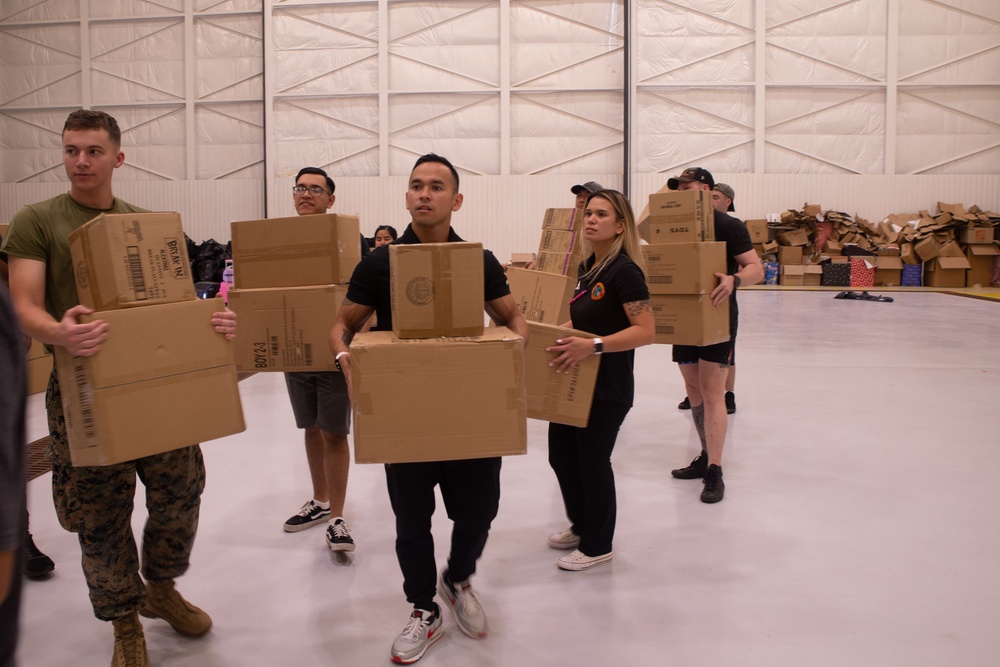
[764, 261, 779, 285]
[901, 263, 922, 286]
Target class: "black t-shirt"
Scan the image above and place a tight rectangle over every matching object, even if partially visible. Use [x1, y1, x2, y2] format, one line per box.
[570, 253, 649, 407]
[346, 223, 510, 331]
[713, 209, 754, 319]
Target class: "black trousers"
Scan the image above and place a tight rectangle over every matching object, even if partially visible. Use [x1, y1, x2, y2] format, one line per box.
[384, 457, 502, 611]
[548, 400, 631, 557]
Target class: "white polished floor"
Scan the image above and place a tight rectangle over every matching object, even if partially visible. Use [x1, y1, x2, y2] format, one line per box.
[16, 290, 1000, 667]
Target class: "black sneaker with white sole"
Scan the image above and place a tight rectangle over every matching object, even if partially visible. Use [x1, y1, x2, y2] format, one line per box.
[283, 500, 331, 533]
[326, 518, 355, 552]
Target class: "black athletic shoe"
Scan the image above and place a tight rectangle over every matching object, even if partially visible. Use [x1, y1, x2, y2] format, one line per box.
[671, 452, 708, 479]
[678, 397, 691, 410]
[725, 391, 736, 415]
[701, 464, 725, 504]
[25, 534, 54, 579]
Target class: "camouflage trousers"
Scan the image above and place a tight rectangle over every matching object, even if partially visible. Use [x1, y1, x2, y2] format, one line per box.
[45, 370, 207, 621]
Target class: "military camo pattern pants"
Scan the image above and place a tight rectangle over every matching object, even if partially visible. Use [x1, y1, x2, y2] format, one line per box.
[45, 370, 206, 621]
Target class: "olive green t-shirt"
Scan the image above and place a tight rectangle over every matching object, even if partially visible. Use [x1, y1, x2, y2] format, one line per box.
[1, 193, 145, 322]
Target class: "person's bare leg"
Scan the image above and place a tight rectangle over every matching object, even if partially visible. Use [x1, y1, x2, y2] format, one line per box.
[696, 361, 730, 466]
[304, 427, 327, 502]
[726, 365, 735, 393]
[322, 431, 350, 518]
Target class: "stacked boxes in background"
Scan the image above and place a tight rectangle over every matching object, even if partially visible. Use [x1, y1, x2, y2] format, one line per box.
[640, 190, 728, 346]
[25, 338, 52, 395]
[61, 213, 244, 466]
[350, 243, 527, 464]
[228, 214, 360, 372]
[506, 207, 583, 326]
[535, 208, 588, 280]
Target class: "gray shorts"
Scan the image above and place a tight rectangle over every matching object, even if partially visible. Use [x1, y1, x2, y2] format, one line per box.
[283, 371, 351, 435]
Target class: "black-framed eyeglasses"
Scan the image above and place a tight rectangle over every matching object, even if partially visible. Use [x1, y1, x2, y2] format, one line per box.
[292, 185, 330, 196]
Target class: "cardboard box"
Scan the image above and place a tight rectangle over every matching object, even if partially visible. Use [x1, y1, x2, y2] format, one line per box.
[923, 256, 971, 287]
[762, 240, 779, 256]
[231, 213, 361, 289]
[26, 355, 52, 395]
[803, 264, 823, 286]
[350, 328, 526, 464]
[524, 321, 598, 428]
[538, 229, 577, 255]
[642, 242, 726, 294]
[650, 294, 729, 346]
[965, 244, 1000, 286]
[745, 219, 768, 244]
[645, 190, 715, 243]
[780, 264, 805, 286]
[959, 227, 994, 245]
[390, 242, 485, 339]
[54, 299, 245, 467]
[505, 267, 575, 326]
[777, 228, 810, 247]
[508, 252, 536, 268]
[914, 235, 943, 261]
[27, 337, 48, 360]
[541, 208, 582, 231]
[873, 256, 903, 286]
[535, 240, 589, 280]
[228, 285, 347, 372]
[69, 212, 195, 310]
[778, 245, 803, 265]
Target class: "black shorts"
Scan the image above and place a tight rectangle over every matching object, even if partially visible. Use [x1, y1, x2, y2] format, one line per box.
[673, 310, 738, 365]
[284, 371, 351, 435]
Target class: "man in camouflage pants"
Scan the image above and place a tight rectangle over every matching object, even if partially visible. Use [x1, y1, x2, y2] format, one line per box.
[2, 109, 236, 667]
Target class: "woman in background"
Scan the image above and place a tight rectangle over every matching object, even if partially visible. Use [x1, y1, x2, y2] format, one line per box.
[544, 189, 654, 571]
[373, 225, 397, 248]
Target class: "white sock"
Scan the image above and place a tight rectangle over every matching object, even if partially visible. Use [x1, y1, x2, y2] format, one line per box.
[313, 500, 330, 510]
[329, 516, 344, 524]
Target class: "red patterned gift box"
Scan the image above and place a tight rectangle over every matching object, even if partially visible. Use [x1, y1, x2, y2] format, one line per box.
[850, 258, 875, 287]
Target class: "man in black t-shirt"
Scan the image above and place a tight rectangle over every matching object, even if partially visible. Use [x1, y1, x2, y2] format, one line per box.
[331, 154, 528, 665]
[666, 168, 763, 504]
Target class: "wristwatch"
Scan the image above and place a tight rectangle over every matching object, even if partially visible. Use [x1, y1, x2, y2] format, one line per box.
[731, 274, 741, 289]
[593, 338, 604, 355]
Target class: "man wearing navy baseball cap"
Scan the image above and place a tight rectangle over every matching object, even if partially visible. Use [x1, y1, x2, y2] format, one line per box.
[570, 181, 604, 211]
[665, 167, 762, 504]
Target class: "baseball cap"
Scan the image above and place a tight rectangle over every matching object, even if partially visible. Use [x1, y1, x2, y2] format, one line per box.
[667, 167, 715, 191]
[714, 183, 735, 211]
[571, 181, 604, 195]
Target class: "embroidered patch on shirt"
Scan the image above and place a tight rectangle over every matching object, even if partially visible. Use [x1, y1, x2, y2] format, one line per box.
[591, 283, 606, 300]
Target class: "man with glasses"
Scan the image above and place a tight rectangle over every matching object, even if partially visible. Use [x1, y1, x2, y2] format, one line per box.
[281, 167, 368, 555]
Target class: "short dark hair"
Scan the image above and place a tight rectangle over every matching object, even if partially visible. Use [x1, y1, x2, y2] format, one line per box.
[296, 166, 335, 195]
[63, 109, 121, 147]
[411, 153, 460, 192]
[374, 225, 398, 241]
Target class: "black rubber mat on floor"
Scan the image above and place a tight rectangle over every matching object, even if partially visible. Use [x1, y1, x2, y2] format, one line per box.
[27, 437, 50, 482]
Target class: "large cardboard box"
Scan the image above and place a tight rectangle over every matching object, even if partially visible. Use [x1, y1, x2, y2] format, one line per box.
[745, 219, 768, 244]
[390, 242, 485, 338]
[645, 190, 715, 244]
[228, 285, 347, 372]
[650, 294, 729, 346]
[923, 256, 971, 287]
[350, 328, 526, 463]
[780, 264, 805, 286]
[965, 244, 1000, 286]
[69, 212, 195, 310]
[641, 242, 726, 295]
[538, 229, 577, 255]
[803, 264, 823, 286]
[778, 245, 803, 265]
[505, 267, 575, 325]
[541, 208, 582, 231]
[230, 214, 361, 289]
[873, 256, 904, 286]
[524, 321, 598, 428]
[535, 238, 590, 280]
[777, 227, 810, 247]
[54, 299, 245, 467]
[959, 227, 994, 245]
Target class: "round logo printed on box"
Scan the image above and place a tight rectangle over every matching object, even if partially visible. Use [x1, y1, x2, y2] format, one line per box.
[406, 277, 434, 305]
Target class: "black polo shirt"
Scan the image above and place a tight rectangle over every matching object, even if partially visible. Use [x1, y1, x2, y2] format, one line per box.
[570, 253, 649, 407]
[346, 223, 510, 331]
[713, 209, 754, 320]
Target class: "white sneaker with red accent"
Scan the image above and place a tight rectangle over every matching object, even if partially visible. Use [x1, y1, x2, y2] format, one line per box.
[390, 608, 442, 664]
[439, 570, 488, 639]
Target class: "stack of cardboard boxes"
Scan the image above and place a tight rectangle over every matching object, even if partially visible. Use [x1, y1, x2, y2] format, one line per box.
[639, 190, 730, 346]
[349, 242, 528, 464]
[58, 212, 245, 466]
[228, 214, 360, 372]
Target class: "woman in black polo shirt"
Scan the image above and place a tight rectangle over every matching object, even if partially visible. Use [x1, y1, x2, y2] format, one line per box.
[544, 189, 655, 571]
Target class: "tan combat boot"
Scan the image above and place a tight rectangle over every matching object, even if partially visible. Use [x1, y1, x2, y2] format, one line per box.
[139, 579, 213, 637]
[110, 613, 148, 667]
